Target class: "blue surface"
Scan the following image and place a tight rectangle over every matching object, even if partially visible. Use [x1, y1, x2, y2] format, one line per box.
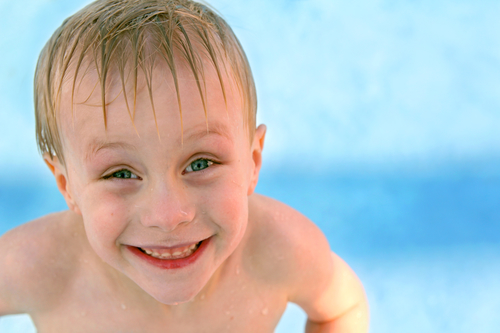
[1, 171, 500, 332]
[1, 0, 500, 331]
[2, 172, 499, 253]
[1, 238, 500, 333]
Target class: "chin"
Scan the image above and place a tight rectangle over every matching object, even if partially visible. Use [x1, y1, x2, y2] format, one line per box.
[156, 293, 196, 305]
[147, 281, 204, 305]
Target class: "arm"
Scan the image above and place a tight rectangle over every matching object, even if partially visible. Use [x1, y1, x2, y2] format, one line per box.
[284, 219, 369, 332]
[0, 213, 70, 316]
[302, 253, 369, 333]
[248, 195, 369, 332]
[0, 226, 30, 315]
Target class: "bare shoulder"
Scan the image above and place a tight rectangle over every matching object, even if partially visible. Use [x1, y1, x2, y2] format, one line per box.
[245, 194, 333, 292]
[0, 211, 85, 315]
[248, 193, 329, 248]
[247, 194, 368, 325]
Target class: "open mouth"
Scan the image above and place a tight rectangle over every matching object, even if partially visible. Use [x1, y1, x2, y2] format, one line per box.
[138, 241, 202, 260]
[128, 238, 210, 269]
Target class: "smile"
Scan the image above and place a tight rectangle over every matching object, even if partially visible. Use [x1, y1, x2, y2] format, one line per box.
[139, 242, 201, 259]
[127, 238, 210, 269]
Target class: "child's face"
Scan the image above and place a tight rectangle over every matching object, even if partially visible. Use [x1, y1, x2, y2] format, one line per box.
[51, 60, 264, 305]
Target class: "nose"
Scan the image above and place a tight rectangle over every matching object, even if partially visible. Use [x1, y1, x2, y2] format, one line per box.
[139, 179, 195, 232]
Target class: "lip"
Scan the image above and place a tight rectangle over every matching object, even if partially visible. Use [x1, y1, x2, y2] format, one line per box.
[127, 237, 211, 270]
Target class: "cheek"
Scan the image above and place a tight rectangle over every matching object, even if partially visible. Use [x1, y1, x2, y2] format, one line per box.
[79, 190, 130, 258]
[201, 173, 249, 243]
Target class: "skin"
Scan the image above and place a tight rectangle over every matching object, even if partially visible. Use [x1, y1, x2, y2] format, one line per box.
[0, 57, 368, 332]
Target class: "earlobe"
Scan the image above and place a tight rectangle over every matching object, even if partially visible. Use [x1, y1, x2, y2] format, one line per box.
[43, 154, 81, 215]
[247, 124, 267, 196]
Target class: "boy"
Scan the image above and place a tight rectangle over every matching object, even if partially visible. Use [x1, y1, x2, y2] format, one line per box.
[0, 0, 369, 331]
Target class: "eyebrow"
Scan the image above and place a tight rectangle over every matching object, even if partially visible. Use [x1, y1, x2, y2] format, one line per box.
[182, 122, 233, 143]
[84, 122, 232, 162]
[85, 141, 137, 162]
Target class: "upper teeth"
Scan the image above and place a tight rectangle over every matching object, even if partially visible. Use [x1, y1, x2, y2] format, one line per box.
[141, 243, 199, 259]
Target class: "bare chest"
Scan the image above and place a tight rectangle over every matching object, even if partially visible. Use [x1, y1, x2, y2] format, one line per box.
[30, 267, 288, 333]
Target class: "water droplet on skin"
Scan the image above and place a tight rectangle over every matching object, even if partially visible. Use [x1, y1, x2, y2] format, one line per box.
[121, 303, 126, 310]
[261, 308, 268, 315]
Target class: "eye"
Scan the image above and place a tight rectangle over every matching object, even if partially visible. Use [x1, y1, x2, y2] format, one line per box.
[185, 158, 214, 173]
[104, 169, 139, 180]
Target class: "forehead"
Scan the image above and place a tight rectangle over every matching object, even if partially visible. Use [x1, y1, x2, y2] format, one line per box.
[58, 55, 246, 155]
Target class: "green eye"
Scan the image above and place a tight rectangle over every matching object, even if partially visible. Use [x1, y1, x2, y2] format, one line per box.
[186, 159, 214, 173]
[106, 169, 138, 179]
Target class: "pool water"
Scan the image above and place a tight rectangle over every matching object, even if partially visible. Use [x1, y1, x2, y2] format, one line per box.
[1, 171, 499, 332]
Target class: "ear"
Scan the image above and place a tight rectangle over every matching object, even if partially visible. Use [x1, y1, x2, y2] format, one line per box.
[247, 124, 267, 196]
[43, 153, 81, 215]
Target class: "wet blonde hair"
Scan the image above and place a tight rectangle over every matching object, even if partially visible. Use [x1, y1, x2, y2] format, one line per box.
[34, 0, 257, 165]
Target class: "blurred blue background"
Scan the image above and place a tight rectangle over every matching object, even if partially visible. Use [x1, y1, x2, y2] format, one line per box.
[1, 0, 499, 332]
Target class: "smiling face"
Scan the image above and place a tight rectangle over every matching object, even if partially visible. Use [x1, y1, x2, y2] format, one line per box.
[46, 58, 265, 305]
